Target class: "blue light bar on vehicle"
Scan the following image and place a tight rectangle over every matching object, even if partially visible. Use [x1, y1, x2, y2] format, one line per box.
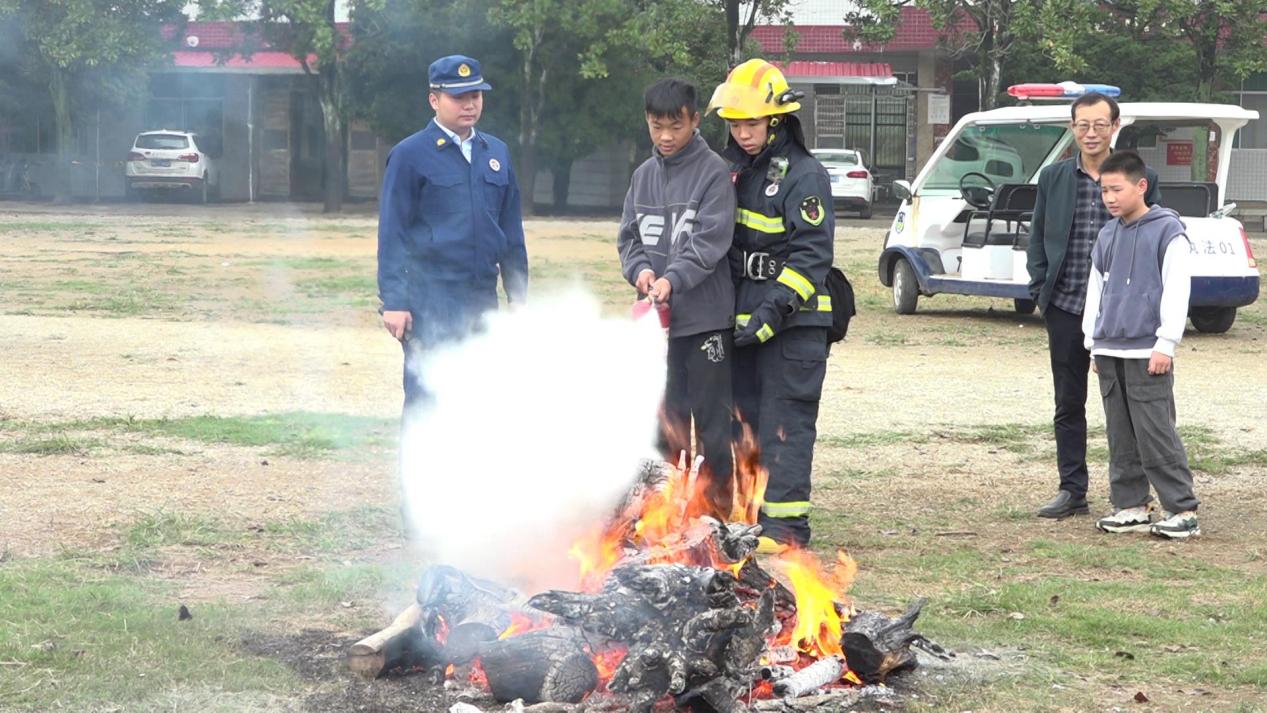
[1007, 82, 1122, 101]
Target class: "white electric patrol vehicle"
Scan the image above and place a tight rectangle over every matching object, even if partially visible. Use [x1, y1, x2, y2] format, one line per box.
[880, 83, 1260, 333]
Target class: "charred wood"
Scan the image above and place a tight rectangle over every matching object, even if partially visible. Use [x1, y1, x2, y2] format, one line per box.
[347, 603, 426, 678]
[478, 630, 598, 704]
[841, 598, 945, 684]
[771, 655, 844, 698]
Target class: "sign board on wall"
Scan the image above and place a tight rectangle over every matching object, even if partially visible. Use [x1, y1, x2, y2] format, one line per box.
[1166, 141, 1193, 166]
[927, 94, 950, 125]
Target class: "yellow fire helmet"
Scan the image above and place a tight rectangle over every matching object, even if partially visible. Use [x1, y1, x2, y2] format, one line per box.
[707, 58, 802, 120]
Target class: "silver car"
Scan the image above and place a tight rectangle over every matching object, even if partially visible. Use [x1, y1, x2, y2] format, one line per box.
[125, 130, 219, 203]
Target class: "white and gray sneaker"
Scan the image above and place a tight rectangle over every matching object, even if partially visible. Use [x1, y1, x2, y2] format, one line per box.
[1095, 506, 1152, 534]
[1150, 511, 1201, 539]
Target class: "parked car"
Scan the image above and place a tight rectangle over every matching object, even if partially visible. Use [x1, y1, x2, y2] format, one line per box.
[811, 148, 874, 218]
[880, 87, 1260, 333]
[124, 130, 218, 203]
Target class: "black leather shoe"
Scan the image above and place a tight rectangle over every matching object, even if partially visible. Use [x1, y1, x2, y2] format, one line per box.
[1038, 490, 1090, 519]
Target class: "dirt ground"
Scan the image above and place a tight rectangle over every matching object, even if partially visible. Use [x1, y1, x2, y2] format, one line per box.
[2, 202, 1265, 711]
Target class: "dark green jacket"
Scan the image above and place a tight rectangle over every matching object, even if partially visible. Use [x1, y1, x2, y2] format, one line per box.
[1025, 158, 1161, 310]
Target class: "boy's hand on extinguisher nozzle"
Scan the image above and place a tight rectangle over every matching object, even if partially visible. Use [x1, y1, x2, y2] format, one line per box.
[649, 277, 672, 305]
[635, 269, 656, 296]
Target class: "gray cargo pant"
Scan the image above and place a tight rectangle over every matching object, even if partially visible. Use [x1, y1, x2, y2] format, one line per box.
[1095, 356, 1199, 514]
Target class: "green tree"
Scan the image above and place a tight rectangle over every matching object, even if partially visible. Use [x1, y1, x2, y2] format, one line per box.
[202, 0, 374, 212]
[714, 0, 794, 67]
[0, 0, 185, 201]
[347, 0, 734, 212]
[845, 0, 1042, 110]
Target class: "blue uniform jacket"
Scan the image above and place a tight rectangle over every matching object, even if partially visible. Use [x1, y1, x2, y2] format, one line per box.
[377, 119, 528, 333]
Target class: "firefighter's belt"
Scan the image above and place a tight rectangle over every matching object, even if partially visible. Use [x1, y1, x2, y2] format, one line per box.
[743, 251, 783, 281]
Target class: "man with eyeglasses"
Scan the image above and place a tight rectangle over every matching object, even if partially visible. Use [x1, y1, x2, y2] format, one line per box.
[1026, 92, 1161, 520]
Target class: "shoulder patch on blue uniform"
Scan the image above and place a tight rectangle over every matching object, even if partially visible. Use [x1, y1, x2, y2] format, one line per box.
[800, 195, 825, 226]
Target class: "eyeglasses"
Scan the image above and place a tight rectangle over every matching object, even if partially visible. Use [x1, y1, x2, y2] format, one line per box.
[1072, 121, 1113, 134]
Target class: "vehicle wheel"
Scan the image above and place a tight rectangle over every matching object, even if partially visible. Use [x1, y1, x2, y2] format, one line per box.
[892, 257, 919, 315]
[859, 204, 872, 220]
[1014, 298, 1036, 315]
[124, 182, 136, 202]
[198, 176, 208, 204]
[1190, 307, 1236, 334]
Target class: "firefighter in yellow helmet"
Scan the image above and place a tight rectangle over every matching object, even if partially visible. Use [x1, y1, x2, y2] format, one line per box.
[708, 59, 835, 553]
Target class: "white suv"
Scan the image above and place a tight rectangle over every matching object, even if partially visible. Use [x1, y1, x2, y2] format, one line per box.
[125, 130, 219, 203]
[812, 148, 875, 219]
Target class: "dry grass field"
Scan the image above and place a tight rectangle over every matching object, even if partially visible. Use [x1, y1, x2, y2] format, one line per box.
[1, 201, 1265, 712]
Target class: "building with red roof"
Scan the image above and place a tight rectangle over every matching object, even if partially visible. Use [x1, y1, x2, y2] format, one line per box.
[0, 20, 382, 202]
[748, 6, 978, 185]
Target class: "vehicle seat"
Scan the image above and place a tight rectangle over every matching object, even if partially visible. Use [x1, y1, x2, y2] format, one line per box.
[1156, 182, 1218, 217]
[963, 183, 1037, 247]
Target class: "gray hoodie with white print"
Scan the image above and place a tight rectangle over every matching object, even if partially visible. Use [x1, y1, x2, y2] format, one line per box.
[617, 131, 737, 337]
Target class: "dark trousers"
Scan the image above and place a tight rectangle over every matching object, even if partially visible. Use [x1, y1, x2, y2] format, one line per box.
[399, 289, 498, 417]
[733, 326, 828, 546]
[660, 330, 736, 519]
[1096, 356, 1199, 514]
[1043, 305, 1090, 498]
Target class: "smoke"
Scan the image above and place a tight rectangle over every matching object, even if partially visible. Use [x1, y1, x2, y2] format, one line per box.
[400, 289, 666, 592]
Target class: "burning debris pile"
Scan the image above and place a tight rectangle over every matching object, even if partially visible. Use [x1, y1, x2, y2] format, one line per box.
[349, 456, 949, 712]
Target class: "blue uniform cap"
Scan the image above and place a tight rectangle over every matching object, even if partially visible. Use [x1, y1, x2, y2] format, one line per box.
[429, 55, 492, 94]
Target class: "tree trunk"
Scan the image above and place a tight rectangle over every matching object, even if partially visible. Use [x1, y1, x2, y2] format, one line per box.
[551, 156, 572, 212]
[49, 66, 72, 204]
[724, 0, 741, 67]
[516, 37, 544, 217]
[318, 81, 344, 213]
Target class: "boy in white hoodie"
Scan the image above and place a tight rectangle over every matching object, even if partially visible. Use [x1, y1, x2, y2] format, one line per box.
[1083, 150, 1200, 539]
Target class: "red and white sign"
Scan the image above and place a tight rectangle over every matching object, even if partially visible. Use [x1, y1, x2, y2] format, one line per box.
[1167, 141, 1194, 166]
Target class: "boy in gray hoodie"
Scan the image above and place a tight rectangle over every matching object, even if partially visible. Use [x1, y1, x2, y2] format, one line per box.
[617, 78, 738, 518]
[1083, 150, 1200, 539]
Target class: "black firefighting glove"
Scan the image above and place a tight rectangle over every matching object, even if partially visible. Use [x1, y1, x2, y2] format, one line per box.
[734, 288, 798, 347]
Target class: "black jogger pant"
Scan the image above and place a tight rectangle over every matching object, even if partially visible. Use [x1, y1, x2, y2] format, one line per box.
[660, 329, 735, 518]
[1043, 304, 1091, 499]
[732, 326, 828, 546]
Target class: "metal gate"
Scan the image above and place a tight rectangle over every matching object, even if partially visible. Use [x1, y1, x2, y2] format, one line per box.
[842, 87, 909, 175]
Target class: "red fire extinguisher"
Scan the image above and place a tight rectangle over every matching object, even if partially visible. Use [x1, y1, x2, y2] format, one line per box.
[631, 296, 670, 330]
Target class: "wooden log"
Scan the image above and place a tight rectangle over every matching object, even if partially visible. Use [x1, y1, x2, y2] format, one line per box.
[478, 630, 599, 704]
[347, 603, 424, 678]
[840, 598, 929, 684]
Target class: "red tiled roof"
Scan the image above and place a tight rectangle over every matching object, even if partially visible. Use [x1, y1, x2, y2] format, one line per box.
[165, 20, 352, 49]
[163, 21, 348, 73]
[776, 61, 893, 80]
[752, 7, 975, 54]
[172, 50, 310, 71]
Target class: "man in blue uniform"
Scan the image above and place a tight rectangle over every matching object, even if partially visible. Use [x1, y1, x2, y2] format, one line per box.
[708, 59, 835, 553]
[377, 55, 528, 414]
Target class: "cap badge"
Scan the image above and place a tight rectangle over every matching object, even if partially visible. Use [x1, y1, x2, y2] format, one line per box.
[458, 63, 472, 78]
[489, 158, 501, 172]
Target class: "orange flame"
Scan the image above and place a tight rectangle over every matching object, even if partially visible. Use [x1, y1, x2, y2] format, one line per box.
[566, 419, 770, 589]
[774, 549, 858, 658]
[498, 612, 548, 640]
[588, 646, 627, 687]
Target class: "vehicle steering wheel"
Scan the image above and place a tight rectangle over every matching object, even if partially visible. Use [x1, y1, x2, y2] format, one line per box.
[959, 171, 996, 210]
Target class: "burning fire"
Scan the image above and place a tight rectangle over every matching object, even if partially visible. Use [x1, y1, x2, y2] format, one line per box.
[560, 420, 861, 691]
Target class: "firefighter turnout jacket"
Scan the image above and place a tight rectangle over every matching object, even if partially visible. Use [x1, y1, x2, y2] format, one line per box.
[723, 115, 834, 344]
